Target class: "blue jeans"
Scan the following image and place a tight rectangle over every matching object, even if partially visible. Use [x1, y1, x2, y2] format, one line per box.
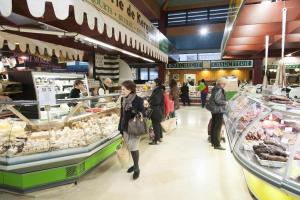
[201, 93, 207, 108]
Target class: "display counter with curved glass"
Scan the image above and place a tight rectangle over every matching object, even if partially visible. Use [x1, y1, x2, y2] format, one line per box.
[225, 94, 300, 200]
[0, 94, 122, 192]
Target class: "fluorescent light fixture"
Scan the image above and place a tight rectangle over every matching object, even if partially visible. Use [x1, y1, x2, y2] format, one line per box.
[261, 0, 272, 5]
[199, 27, 208, 35]
[19, 56, 28, 60]
[79, 35, 155, 63]
[83, 37, 117, 50]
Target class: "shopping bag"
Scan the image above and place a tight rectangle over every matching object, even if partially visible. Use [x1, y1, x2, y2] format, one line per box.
[161, 117, 177, 133]
[116, 140, 130, 168]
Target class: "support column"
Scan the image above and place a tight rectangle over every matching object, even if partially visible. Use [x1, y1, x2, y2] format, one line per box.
[158, 63, 166, 83]
[158, 9, 167, 83]
[252, 59, 263, 84]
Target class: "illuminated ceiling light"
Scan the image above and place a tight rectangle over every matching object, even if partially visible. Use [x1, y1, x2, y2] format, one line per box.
[199, 27, 208, 36]
[286, 53, 292, 57]
[261, 0, 272, 5]
[79, 35, 155, 63]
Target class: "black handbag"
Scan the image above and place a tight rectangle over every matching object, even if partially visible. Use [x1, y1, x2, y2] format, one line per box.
[128, 112, 148, 136]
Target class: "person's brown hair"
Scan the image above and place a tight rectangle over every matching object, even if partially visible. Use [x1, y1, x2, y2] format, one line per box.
[122, 80, 136, 93]
[74, 80, 84, 87]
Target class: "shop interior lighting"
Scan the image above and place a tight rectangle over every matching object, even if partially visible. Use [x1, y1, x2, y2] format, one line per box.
[0, 24, 156, 63]
[199, 27, 208, 36]
[261, 0, 272, 4]
[81, 36, 155, 63]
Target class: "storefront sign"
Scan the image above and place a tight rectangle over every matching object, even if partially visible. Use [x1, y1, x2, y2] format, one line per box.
[167, 62, 203, 69]
[167, 60, 253, 69]
[268, 64, 300, 69]
[211, 60, 253, 68]
[85, 0, 171, 53]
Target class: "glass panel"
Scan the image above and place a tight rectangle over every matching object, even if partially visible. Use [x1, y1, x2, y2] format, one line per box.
[236, 111, 300, 178]
[149, 68, 158, 80]
[140, 68, 148, 80]
[0, 95, 120, 158]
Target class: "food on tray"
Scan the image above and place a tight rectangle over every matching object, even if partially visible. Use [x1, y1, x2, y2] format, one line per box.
[245, 131, 265, 141]
[267, 95, 293, 105]
[253, 141, 288, 163]
[0, 113, 120, 156]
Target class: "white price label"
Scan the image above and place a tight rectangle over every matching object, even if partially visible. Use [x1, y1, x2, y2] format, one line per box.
[285, 127, 293, 133]
[37, 86, 56, 106]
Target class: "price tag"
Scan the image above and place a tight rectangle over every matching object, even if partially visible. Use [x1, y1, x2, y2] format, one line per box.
[37, 86, 56, 106]
[285, 127, 293, 133]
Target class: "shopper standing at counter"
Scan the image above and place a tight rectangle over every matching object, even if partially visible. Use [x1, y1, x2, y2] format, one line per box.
[206, 78, 227, 150]
[149, 78, 164, 145]
[181, 82, 190, 106]
[69, 80, 87, 99]
[118, 80, 144, 180]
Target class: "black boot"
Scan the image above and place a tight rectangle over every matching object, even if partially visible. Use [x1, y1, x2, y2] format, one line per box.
[127, 166, 134, 173]
[131, 151, 140, 180]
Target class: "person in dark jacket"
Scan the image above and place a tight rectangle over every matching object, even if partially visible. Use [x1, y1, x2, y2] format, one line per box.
[169, 79, 180, 117]
[149, 78, 164, 145]
[118, 80, 144, 180]
[69, 80, 87, 99]
[180, 82, 190, 106]
[206, 78, 227, 150]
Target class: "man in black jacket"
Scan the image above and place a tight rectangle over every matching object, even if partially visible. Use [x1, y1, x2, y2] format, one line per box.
[149, 78, 164, 145]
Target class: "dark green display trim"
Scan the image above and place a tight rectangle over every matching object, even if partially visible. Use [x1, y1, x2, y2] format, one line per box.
[0, 137, 122, 193]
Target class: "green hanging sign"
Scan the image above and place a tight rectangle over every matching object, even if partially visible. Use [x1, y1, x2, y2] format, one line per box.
[167, 61, 203, 69]
[211, 60, 253, 68]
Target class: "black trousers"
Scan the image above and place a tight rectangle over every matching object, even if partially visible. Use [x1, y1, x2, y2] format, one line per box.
[152, 118, 163, 142]
[211, 113, 223, 147]
[182, 96, 190, 106]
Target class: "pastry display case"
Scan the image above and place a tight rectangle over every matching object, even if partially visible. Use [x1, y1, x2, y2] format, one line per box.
[225, 95, 300, 199]
[0, 94, 121, 193]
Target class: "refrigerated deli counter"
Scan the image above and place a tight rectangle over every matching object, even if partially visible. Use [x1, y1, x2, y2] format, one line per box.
[225, 94, 300, 200]
[0, 95, 122, 192]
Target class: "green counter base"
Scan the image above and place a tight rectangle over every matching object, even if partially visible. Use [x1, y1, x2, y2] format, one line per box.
[0, 136, 122, 193]
[243, 170, 299, 200]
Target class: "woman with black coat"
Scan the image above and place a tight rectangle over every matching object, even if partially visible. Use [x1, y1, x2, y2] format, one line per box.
[118, 80, 144, 180]
[181, 82, 190, 106]
[149, 78, 164, 145]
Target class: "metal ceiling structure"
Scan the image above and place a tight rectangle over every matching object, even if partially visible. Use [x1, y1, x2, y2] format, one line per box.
[222, 0, 300, 59]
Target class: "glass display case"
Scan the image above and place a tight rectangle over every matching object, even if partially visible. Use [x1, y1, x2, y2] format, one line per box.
[224, 94, 271, 149]
[0, 94, 122, 192]
[224, 95, 300, 198]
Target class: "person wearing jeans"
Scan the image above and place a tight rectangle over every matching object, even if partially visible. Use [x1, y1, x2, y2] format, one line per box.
[198, 79, 208, 108]
[206, 78, 227, 150]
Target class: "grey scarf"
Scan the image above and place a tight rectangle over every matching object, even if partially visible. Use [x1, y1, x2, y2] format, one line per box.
[122, 93, 136, 111]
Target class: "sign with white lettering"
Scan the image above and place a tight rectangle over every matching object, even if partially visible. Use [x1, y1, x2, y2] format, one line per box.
[85, 0, 171, 53]
[210, 60, 253, 68]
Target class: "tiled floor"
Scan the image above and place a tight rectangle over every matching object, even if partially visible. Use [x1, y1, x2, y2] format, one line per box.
[0, 107, 253, 200]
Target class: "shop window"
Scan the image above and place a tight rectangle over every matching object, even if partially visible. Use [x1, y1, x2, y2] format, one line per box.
[140, 68, 149, 80]
[149, 68, 158, 80]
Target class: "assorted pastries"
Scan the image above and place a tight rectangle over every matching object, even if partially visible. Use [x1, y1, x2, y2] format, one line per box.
[0, 113, 120, 157]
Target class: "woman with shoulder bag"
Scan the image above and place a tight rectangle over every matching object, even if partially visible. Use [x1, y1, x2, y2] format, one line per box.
[206, 78, 227, 150]
[118, 80, 145, 180]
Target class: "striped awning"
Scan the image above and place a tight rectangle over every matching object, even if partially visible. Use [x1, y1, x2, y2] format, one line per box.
[0, 31, 84, 60]
[0, 0, 169, 63]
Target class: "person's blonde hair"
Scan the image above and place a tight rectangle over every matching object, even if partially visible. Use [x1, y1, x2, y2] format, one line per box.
[217, 77, 227, 85]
